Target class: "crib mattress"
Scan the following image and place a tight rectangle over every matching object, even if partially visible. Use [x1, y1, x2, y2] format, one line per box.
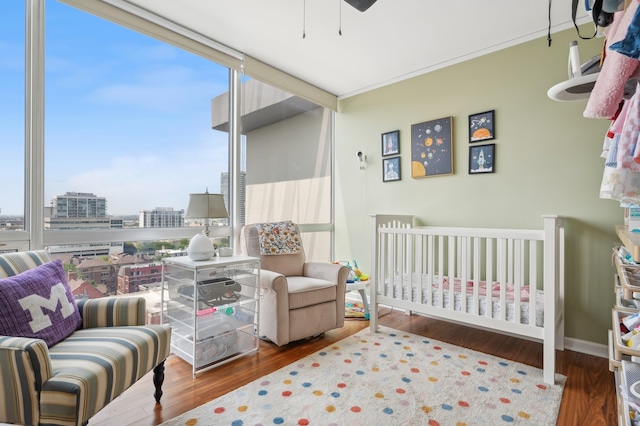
[384, 276, 544, 327]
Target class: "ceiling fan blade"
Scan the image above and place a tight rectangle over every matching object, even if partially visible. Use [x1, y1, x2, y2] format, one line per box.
[344, 0, 377, 12]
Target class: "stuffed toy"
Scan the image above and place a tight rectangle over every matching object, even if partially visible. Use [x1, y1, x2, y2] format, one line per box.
[584, 0, 640, 119]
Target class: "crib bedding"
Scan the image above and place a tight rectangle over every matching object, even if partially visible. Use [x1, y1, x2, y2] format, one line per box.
[384, 274, 543, 327]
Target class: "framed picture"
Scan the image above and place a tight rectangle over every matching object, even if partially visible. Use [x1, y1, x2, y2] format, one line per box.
[468, 110, 495, 143]
[410, 116, 453, 178]
[381, 130, 400, 156]
[469, 143, 495, 174]
[382, 156, 401, 182]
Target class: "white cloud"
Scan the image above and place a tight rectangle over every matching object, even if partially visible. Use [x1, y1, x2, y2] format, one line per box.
[54, 132, 230, 216]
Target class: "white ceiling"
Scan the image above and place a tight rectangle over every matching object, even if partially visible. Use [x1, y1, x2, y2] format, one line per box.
[125, 0, 593, 99]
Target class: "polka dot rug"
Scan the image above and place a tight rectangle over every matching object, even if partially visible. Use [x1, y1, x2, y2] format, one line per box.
[160, 326, 565, 426]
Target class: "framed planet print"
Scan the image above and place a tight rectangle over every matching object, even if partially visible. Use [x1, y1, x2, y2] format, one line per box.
[382, 156, 401, 182]
[381, 130, 400, 156]
[410, 116, 453, 178]
[469, 143, 495, 174]
[468, 110, 495, 143]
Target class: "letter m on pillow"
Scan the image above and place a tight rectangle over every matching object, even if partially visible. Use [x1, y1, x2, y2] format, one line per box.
[19, 283, 76, 332]
[0, 260, 82, 346]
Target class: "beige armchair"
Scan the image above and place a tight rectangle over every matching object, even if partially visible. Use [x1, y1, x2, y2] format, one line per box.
[242, 222, 348, 346]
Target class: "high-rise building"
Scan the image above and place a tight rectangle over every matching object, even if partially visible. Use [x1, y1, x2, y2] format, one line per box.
[46, 192, 115, 231]
[53, 192, 106, 217]
[45, 192, 123, 256]
[139, 207, 184, 228]
[46, 192, 121, 232]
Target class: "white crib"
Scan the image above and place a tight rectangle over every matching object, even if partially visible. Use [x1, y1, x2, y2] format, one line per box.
[368, 214, 565, 384]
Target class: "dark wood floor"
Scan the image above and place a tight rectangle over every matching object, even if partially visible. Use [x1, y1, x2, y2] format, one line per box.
[90, 310, 617, 426]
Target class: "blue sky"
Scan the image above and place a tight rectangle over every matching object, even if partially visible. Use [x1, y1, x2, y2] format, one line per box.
[1, 1, 233, 216]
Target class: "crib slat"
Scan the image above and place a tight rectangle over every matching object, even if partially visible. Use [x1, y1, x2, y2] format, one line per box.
[472, 237, 480, 316]
[514, 239, 523, 325]
[498, 238, 507, 321]
[485, 238, 493, 319]
[448, 235, 455, 311]
[380, 229, 387, 297]
[460, 236, 468, 313]
[427, 234, 434, 307]
[391, 231, 399, 299]
[416, 233, 423, 305]
[405, 230, 412, 302]
[529, 239, 537, 326]
[437, 235, 444, 309]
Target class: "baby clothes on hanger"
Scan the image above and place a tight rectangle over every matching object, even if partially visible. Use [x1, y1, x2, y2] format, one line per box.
[600, 82, 640, 203]
[610, 0, 640, 58]
[585, 0, 640, 119]
[616, 82, 640, 170]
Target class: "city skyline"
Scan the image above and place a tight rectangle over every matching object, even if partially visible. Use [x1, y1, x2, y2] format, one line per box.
[1, 1, 236, 216]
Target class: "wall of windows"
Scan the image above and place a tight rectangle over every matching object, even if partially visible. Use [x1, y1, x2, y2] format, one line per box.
[1, 0, 334, 268]
[44, 0, 230, 247]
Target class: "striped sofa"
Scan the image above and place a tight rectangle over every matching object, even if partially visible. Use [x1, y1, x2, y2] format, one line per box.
[0, 250, 171, 426]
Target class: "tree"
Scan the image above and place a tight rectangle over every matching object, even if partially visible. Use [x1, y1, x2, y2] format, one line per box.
[123, 242, 137, 254]
[149, 241, 174, 251]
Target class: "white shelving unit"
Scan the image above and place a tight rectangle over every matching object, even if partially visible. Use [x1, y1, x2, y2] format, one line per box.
[611, 227, 640, 425]
[161, 255, 260, 377]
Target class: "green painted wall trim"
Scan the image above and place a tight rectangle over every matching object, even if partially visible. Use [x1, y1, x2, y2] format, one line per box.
[335, 25, 619, 345]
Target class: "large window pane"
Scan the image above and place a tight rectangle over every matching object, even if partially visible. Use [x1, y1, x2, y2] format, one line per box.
[0, 3, 25, 232]
[45, 0, 229, 246]
[213, 79, 332, 262]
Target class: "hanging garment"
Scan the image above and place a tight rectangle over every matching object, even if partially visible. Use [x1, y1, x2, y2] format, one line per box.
[605, 132, 620, 167]
[602, 98, 630, 165]
[610, 1, 640, 58]
[585, 0, 640, 119]
[600, 165, 640, 204]
[616, 82, 640, 171]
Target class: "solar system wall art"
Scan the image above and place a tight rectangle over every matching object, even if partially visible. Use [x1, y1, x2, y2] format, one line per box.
[410, 116, 453, 178]
[468, 110, 495, 143]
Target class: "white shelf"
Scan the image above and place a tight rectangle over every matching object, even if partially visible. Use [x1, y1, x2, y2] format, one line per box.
[612, 227, 640, 425]
[617, 226, 640, 263]
[162, 255, 260, 377]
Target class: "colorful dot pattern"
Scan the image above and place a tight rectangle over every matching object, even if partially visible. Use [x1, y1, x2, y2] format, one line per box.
[167, 326, 564, 426]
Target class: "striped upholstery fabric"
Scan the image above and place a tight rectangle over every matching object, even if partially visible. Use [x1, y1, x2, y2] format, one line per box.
[0, 250, 51, 278]
[0, 251, 54, 424]
[0, 251, 172, 426]
[42, 325, 171, 426]
[78, 297, 146, 328]
[0, 337, 52, 425]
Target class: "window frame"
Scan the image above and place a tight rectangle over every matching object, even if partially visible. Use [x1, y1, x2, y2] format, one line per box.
[7, 0, 334, 257]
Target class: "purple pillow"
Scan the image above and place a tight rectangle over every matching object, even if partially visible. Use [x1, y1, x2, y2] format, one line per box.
[0, 260, 81, 347]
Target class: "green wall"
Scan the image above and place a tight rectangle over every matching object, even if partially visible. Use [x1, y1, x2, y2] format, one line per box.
[334, 26, 621, 346]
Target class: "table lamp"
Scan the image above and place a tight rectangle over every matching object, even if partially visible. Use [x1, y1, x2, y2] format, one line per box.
[185, 189, 228, 260]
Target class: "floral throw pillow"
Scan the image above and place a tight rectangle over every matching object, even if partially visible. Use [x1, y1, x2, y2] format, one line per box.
[0, 260, 81, 347]
[256, 221, 302, 255]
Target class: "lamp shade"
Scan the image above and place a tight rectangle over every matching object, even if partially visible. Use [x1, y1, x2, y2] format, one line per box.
[185, 192, 228, 219]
